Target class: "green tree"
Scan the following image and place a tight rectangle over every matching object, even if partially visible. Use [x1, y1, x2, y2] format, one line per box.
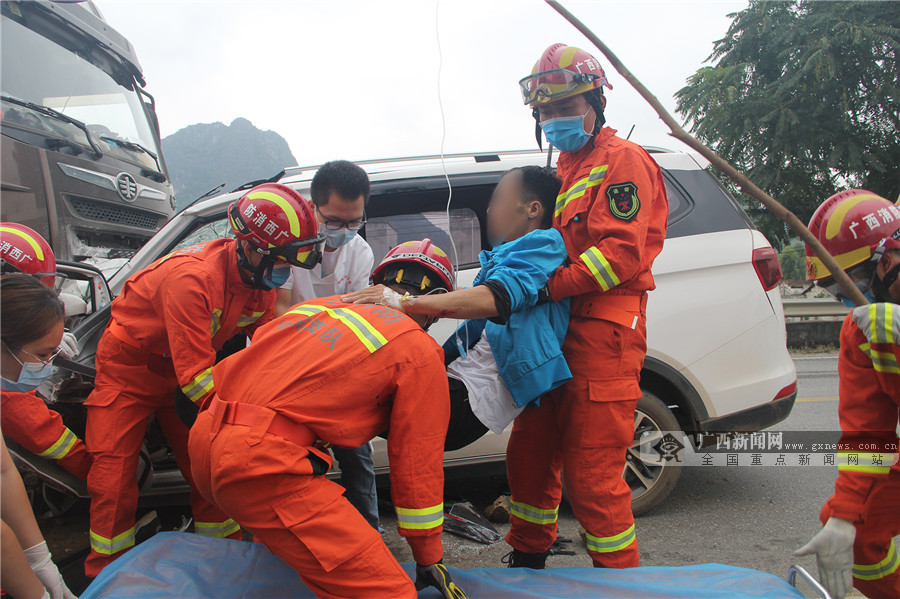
[778, 239, 806, 281]
[676, 1, 899, 250]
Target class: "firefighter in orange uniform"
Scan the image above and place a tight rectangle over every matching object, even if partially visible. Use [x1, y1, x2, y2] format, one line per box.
[796, 190, 900, 599]
[504, 44, 668, 569]
[83, 183, 324, 577]
[1, 223, 91, 479]
[189, 240, 468, 599]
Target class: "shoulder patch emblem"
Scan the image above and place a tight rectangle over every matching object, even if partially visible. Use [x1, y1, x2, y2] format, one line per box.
[607, 182, 640, 221]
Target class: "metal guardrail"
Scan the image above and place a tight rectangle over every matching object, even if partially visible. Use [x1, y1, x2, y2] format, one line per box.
[782, 297, 850, 319]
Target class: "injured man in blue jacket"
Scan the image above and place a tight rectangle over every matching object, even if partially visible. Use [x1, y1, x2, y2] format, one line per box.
[343, 165, 571, 450]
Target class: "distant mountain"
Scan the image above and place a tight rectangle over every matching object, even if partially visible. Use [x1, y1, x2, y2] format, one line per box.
[161, 118, 297, 209]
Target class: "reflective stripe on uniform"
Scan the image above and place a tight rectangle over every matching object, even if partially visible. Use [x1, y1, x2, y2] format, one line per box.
[396, 503, 444, 530]
[854, 540, 900, 581]
[858, 342, 900, 374]
[554, 165, 608, 218]
[585, 524, 637, 554]
[90, 528, 135, 555]
[580, 246, 620, 291]
[210, 309, 223, 336]
[510, 499, 558, 525]
[237, 311, 266, 327]
[853, 303, 900, 346]
[287, 304, 388, 353]
[194, 518, 240, 538]
[37, 427, 79, 460]
[182, 367, 215, 403]
[836, 450, 894, 474]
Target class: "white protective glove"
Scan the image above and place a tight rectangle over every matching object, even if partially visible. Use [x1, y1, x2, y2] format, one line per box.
[794, 517, 856, 599]
[57, 331, 79, 359]
[23, 541, 77, 599]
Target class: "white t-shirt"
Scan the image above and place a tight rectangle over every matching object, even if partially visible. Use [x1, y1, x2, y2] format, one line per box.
[446, 330, 523, 434]
[282, 235, 375, 302]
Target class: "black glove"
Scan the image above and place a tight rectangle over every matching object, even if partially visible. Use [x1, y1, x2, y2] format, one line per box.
[536, 285, 552, 305]
[174, 388, 199, 428]
[414, 562, 468, 599]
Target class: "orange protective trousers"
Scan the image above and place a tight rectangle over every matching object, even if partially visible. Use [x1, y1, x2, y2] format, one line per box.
[821, 468, 900, 599]
[189, 405, 416, 599]
[84, 334, 240, 577]
[506, 313, 645, 568]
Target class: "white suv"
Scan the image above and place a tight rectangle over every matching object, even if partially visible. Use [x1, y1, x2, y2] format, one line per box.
[36, 147, 798, 515]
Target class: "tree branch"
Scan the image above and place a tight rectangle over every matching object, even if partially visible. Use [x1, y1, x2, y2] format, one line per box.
[546, 0, 869, 306]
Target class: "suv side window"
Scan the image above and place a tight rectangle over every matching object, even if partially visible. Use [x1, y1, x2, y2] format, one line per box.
[364, 208, 481, 266]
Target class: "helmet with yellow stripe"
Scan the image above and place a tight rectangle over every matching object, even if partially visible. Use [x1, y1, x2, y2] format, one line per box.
[0, 223, 58, 287]
[372, 239, 455, 294]
[228, 183, 324, 270]
[520, 43, 612, 149]
[805, 189, 900, 305]
[520, 43, 612, 107]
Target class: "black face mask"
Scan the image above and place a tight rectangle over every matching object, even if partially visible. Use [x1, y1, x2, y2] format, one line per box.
[236, 243, 286, 291]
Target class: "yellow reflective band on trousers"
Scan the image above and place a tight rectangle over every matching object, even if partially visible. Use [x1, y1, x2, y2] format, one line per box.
[854, 540, 900, 581]
[90, 527, 135, 555]
[585, 524, 637, 554]
[396, 504, 444, 530]
[859, 342, 900, 375]
[287, 304, 388, 353]
[182, 367, 215, 403]
[580, 246, 620, 291]
[555, 165, 608, 218]
[510, 499, 558, 525]
[237, 311, 266, 327]
[837, 450, 894, 475]
[37, 427, 79, 460]
[194, 518, 241, 538]
[210, 309, 223, 336]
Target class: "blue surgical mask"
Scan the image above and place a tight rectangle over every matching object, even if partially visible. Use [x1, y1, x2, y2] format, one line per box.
[324, 229, 356, 249]
[1, 351, 55, 393]
[840, 291, 875, 309]
[541, 112, 592, 153]
[262, 264, 292, 289]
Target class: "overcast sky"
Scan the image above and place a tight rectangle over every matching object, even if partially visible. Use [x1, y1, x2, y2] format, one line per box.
[94, 0, 747, 166]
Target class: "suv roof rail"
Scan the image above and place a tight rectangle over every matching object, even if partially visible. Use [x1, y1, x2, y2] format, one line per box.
[282, 146, 673, 179]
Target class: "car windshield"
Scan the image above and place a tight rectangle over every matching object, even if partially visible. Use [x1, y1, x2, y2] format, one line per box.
[0, 16, 161, 171]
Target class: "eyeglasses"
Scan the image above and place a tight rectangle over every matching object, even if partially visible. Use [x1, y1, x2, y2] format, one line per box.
[2, 340, 62, 367]
[315, 206, 366, 231]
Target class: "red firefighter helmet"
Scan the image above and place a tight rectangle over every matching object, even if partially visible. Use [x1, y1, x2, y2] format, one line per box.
[805, 189, 900, 282]
[228, 183, 324, 269]
[0, 223, 58, 287]
[519, 43, 613, 107]
[371, 239, 455, 293]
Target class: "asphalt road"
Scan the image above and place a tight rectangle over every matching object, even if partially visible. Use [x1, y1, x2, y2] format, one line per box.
[379, 352, 879, 597]
[42, 352, 888, 597]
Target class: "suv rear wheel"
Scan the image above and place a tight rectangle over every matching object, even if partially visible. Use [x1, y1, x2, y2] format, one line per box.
[628, 390, 683, 515]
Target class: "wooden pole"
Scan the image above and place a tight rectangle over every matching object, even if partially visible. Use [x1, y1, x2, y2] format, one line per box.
[545, 0, 869, 306]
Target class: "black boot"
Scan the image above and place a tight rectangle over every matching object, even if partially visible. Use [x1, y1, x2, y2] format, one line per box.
[502, 549, 550, 569]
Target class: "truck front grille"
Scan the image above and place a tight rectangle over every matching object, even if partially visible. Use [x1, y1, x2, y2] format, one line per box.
[68, 198, 160, 229]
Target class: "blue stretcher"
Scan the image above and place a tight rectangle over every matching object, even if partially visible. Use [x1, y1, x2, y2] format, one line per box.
[80, 533, 830, 598]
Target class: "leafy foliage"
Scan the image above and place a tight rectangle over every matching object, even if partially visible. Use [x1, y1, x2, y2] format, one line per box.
[676, 1, 899, 249]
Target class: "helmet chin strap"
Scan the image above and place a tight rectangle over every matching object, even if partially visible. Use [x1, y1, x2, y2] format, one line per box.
[533, 90, 606, 150]
[872, 263, 900, 302]
[236, 242, 277, 290]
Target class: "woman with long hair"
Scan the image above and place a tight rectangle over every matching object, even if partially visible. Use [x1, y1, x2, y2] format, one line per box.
[1, 274, 76, 599]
